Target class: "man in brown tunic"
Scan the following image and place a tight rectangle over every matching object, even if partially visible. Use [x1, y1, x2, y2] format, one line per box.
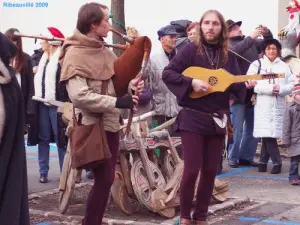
[162, 10, 256, 225]
[59, 3, 144, 224]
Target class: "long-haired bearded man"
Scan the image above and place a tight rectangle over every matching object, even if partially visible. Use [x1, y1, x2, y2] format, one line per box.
[162, 10, 256, 225]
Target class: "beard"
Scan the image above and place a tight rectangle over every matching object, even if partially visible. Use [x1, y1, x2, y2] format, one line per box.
[204, 34, 219, 43]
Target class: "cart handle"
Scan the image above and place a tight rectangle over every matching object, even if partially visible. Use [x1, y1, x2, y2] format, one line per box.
[122, 110, 156, 126]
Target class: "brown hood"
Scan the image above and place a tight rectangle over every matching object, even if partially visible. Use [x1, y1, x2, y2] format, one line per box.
[59, 29, 117, 82]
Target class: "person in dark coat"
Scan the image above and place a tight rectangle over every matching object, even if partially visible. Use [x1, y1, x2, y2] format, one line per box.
[0, 32, 30, 225]
[31, 47, 43, 74]
[226, 19, 273, 168]
[27, 27, 68, 183]
[5, 28, 35, 127]
[169, 19, 192, 59]
[162, 10, 256, 225]
[169, 22, 200, 60]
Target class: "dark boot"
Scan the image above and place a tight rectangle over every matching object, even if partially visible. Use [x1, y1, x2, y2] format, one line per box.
[39, 174, 48, 183]
[258, 164, 267, 172]
[86, 171, 94, 179]
[239, 159, 259, 167]
[271, 164, 282, 174]
[228, 160, 239, 168]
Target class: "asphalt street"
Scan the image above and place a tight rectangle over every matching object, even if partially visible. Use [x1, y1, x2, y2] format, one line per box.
[26, 143, 62, 194]
[26, 143, 300, 225]
[212, 160, 300, 224]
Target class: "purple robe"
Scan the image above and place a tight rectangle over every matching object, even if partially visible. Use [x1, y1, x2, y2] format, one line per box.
[162, 42, 245, 135]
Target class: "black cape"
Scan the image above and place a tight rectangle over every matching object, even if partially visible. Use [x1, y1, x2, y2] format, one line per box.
[0, 32, 30, 225]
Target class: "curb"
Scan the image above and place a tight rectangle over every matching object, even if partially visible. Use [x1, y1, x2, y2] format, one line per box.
[28, 182, 92, 200]
[30, 209, 161, 225]
[30, 197, 251, 225]
[160, 197, 250, 225]
[208, 197, 250, 215]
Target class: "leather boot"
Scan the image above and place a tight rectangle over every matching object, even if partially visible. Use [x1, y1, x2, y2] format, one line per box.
[271, 164, 282, 174]
[258, 164, 267, 172]
[39, 174, 48, 183]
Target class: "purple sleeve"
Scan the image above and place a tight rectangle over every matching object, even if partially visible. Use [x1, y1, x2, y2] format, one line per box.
[162, 44, 194, 101]
[138, 88, 153, 106]
[227, 54, 246, 103]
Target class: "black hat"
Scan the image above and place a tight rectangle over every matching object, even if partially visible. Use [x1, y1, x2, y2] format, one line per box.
[157, 25, 177, 40]
[261, 38, 282, 51]
[226, 19, 242, 30]
[170, 20, 192, 34]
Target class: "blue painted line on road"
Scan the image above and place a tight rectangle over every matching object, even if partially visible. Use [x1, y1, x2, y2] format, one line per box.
[233, 174, 288, 181]
[26, 155, 58, 161]
[216, 166, 289, 181]
[239, 216, 300, 225]
[36, 223, 51, 225]
[239, 216, 260, 221]
[26, 143, 57, 151]
[262, 220, 300, 225]
[216, 167, 252, 178]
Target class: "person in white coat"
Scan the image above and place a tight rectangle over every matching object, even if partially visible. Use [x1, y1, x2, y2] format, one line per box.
[246, 38, 294, 174]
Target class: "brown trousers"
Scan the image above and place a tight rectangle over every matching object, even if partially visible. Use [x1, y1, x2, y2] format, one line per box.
[83, 131, 119, 225]
[180, 131, 224, 221]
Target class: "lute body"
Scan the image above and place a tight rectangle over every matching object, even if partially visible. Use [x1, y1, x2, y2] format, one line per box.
[182, 67, 285, 99]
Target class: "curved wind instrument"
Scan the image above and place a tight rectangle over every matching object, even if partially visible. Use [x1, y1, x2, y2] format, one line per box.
[17, 28, 152, 134]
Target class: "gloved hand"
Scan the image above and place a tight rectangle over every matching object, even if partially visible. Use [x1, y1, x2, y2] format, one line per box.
[115, 95, 134, 109]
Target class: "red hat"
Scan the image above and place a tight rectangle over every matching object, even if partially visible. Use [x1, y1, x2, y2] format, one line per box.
[287, 0, 300, 14]
[42, 27, 64, 46]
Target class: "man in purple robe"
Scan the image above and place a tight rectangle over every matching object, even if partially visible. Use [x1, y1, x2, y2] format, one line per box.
[162, 10, 256, 225]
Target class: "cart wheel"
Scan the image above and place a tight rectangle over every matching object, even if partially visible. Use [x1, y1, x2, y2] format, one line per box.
[58, 144, 80, 214]
[111, 178, 133, 215]
[163, 152, 176, 181]
[131, 158, 175, 218]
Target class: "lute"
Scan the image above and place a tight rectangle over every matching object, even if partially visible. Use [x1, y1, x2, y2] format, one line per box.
[182, 67, 285, 99]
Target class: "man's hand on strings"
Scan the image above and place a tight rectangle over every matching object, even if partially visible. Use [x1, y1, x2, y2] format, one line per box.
[192, 79, 209, 93]
[245, 79, 257, 89]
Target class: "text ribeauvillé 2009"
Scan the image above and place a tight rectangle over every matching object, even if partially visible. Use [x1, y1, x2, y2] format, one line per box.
[2, 1, 49, 8]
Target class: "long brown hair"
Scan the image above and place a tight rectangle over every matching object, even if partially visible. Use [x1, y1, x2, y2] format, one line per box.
[5, 28, 25, 73]
[196, 10, 229, 63]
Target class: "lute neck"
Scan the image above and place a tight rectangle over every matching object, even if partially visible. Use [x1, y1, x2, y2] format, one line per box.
[233, 74, 265, 83]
